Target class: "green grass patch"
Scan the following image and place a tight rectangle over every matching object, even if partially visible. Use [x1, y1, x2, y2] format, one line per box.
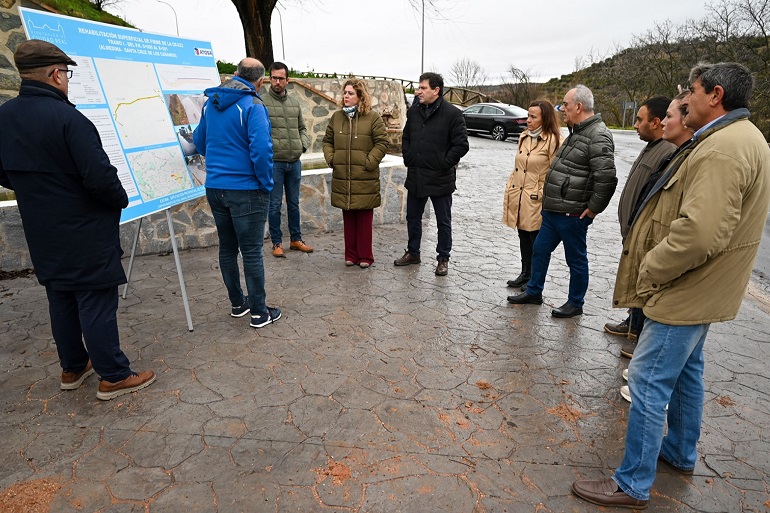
[38, 0, 133, 27]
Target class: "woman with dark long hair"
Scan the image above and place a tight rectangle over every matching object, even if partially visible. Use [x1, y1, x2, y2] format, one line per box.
[503, 99, 563, 289]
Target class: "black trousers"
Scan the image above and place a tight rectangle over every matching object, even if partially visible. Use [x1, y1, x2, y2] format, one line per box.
[517, 229, 539, 273]
[406, 193, 452, 260]
[46, 286, 131, 383]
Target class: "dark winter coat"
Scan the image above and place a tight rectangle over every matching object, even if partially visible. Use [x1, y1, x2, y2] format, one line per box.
[402, 97, 469, 198]
[0, 80, 128, 290]
[542, 114, 617, 214]
[323, 109, 388, 210]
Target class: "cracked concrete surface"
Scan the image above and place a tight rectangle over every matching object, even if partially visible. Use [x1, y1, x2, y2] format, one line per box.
[1, 134, 769, 512]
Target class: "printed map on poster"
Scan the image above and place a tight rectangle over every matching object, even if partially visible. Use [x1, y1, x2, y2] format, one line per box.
[19, 8, 221, 224]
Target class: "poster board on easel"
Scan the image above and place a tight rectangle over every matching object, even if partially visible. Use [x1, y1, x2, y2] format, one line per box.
[19, 8, 222, 330]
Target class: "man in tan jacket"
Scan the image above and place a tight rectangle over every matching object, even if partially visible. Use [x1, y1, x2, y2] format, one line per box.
[573, 62, 770, 509]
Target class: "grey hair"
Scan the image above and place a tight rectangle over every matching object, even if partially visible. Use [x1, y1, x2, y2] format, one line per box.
[573, 84, 594, 112]
[236, 59, 265, 83]
[689, 62, 753, 111]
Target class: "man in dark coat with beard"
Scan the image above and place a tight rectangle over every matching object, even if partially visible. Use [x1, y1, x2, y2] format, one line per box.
[0, 40, 155, 400]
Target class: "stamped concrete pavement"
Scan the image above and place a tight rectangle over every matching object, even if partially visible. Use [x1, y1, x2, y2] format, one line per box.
[1, 135, 769, 512]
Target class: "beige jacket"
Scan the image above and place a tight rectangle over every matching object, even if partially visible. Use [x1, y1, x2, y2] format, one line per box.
[613, 111, 770, 325]
[502, 132, 561, 231]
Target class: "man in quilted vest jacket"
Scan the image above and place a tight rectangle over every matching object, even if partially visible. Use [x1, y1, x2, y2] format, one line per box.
[263, 61, 313, 258]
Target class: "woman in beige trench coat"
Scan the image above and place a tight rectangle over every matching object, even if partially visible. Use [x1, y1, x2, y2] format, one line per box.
[502, 100, 562, 289]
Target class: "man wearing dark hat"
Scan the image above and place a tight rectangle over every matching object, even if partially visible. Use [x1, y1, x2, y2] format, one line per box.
[0, 39, 155, 400]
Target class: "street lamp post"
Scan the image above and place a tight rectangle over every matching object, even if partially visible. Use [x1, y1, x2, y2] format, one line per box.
[276, 7, 286, 61]
[156, 0, 179, 36]
[420, 0, 424, 74]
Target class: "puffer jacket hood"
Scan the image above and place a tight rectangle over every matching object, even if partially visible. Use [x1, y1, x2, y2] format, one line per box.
[203, 76, 256, 111]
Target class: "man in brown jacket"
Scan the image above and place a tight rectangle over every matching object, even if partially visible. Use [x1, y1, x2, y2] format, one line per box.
[572, 62, 770, 509]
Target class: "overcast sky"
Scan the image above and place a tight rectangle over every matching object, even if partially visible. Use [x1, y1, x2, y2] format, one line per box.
[107, 0, 710, 83]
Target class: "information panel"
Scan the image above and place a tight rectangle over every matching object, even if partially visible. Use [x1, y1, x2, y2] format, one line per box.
[19, 8, 221, 224]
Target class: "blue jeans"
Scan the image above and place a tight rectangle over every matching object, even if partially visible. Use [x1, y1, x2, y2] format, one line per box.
[268, 160, 302, 245]
[525, 210, 593, 307]
[613, 320, 710, 501]
[206, 188, 270, 315]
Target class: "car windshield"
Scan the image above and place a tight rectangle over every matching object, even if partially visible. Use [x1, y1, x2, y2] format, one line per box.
[502, 105, 528, 117]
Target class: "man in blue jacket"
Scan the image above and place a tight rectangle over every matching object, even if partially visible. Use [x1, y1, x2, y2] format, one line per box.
[193, 58, 281, 329]
[0, 40, 155, 400]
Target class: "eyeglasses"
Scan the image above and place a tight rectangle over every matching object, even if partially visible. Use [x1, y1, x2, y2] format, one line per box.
[270, 76, 287, 82]
[48, 68, 73, 79]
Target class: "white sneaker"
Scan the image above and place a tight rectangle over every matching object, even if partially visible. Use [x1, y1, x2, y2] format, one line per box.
[620, 385, 632, 403]
[622, 368, 628, 381]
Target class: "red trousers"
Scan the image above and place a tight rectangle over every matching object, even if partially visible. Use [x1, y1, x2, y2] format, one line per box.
[342, 209, 374, 264]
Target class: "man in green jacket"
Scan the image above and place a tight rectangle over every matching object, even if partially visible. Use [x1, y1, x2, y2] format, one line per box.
[263, 61, 312, 258]
[572, 62, 770, 510]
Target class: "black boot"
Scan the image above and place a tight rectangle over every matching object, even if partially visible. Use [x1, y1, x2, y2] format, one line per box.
[507, 270, 531, 288]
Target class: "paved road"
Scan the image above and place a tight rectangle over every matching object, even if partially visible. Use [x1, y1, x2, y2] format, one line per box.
[1, 134, 768, 512]
[754, 211, 770, 295]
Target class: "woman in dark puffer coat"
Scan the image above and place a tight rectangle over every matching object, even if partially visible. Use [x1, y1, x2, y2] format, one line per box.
[323, 79, 389, 267]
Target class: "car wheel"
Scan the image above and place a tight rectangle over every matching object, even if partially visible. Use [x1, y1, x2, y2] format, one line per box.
[491, 124, 507, 141]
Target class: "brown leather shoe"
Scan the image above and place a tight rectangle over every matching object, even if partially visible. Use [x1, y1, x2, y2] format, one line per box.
[435, 258, 448, 276]
[621, 342, 636, 359]
[572, 478, 647, 509]
[60, 361, 95, 390]
[97, 370, 156, 401]
[290, 240, 313, 253]
[272, 243, 285, 258]
[394, 251, 420, 266]
[604, 319, 640, 339]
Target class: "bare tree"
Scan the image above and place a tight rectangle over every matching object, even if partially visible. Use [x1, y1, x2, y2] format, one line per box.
[229, 0, 278, 67]
[91, 0, 122, 10]
[497, 65, 541, 107]
[449, 57, 487, 88]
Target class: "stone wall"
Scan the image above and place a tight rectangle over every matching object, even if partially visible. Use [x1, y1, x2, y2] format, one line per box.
[0, 0, 30, 104]
[284, 78, 408, 154]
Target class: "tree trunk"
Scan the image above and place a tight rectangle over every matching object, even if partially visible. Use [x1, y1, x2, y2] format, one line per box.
[230, 0, 277, 68]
